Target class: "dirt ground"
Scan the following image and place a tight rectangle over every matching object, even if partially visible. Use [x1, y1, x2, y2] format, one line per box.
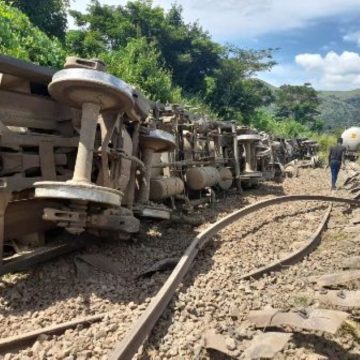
[0, 168, 359, 359]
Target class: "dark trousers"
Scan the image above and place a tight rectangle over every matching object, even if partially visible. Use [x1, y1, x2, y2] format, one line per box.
[330, 160, 341, 188]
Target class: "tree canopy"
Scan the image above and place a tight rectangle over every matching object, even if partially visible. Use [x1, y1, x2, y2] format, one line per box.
[67, 0, 276, 119]
[4, 0, 69, 41]
[0, 0, 65, 67]
[68, 0, 222, 94]
[101, 37, 181, 103]
[0, 0, 325, 138]
[275, 84, 321, 127]
[203, 47, 275, 121]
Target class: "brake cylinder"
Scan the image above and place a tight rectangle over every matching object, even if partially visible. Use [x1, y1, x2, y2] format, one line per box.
[185, 166, 220, 190]
[149, 177, 185, 201]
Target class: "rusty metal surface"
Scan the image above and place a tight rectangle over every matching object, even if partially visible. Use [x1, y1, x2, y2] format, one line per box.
[186, 166, 221, 190]
[0, 89, 72, 130]
[35, 181, 122, 206]
[108, 195, 359, 360]
[4, 199, 57, 241]
[138, 257, 179, 278]
[39, 141, 57, 181]
[316, 270, 360, 288]
[64, 56, 106, 71]
[248, 308, 349, 334]
[0, 238, 87, 276]
[240, 205, 332, 280]
[149, 177, 184, 201]
[242, 332, 292, 359]
[0, 55, 55, 84]
[48, 68, 134, 112]
[0, 312, 106, 354]
[316, 290, 360, 308]
[140, 129, 176, 153]
[0, 191, 10, 265]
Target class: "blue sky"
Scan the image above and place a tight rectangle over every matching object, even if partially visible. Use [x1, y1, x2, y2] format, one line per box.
[70, 0, 360, 91]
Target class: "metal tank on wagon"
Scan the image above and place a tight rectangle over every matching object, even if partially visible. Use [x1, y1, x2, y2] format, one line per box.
[342, 127, 360, 160]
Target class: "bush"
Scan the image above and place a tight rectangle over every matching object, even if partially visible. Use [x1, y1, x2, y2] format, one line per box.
[0, 0, 65, 68]
[100, 38, 181, 103]
[311, 133, 337, 162]
[250, 110, 311, 138]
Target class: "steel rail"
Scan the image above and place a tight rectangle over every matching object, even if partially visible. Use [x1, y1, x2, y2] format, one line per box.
[109, 195, 359, 360]
[0, 312, 107, 354]
[0, 233, 94, 276]
[239, 204, 332, 280]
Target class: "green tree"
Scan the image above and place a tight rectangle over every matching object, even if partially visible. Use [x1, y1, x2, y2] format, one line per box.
[203, 47, 275, 121]
[0, 0, 65, 67]
[275, 83, 321, 128]
[68, 0, 222, 93]
[101, 37, 181, 103]
[4, 0, 69, 40]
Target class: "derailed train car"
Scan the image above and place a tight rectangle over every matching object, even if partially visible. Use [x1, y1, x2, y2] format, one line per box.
[0, 55, 167, 264]
[143, 104, 284, 219]
[0, 55, 309, 265]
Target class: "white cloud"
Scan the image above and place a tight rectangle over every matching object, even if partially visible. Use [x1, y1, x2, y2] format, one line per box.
[295, 51, 360, 90]
[70, 0, 360, 39]
[258, 64, 307, 87]
[343, 31, 360, 46]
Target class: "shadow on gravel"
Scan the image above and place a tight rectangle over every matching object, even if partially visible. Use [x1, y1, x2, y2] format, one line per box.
[239, 204, 328, 239]
[292, 333, 360, 360]
[0, 182, 280, 321]
[251, 181, 287, 197]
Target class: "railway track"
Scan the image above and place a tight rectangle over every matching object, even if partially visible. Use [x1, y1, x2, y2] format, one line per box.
[1, 170, 360, 359]
[0, 195, 359, 359]
[109, 195, 359, 360]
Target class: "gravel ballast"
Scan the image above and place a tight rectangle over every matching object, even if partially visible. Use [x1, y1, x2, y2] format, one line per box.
[1, 168, 359, 359]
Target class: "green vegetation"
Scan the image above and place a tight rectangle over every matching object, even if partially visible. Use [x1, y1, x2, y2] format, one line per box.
[275, 83, 321, 128]
[4, 0, 69, 41]
[0, 1, 65, 67]
[101, 37, 182, 103]
[0, 0, 353, 146]
[318, 91, 360, 131]
[65, 0, 276, 119]
[67, 0, 223, 95]
[252, 110, 312, 138]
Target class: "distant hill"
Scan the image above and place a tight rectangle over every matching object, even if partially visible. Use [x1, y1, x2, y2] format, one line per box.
[260, 80, 360, 131]
[318, 90, 360, 130]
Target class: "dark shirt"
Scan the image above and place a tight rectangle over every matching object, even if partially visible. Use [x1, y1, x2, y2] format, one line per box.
[328, 145, 346, 163]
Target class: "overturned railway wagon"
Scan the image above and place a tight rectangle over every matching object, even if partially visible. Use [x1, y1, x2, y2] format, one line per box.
[0, 55, 319, 269]
[0, 55, 159, 264]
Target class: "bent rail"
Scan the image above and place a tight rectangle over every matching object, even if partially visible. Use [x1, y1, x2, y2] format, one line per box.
[239, 204, 332, 280]
[109, 195, 358, 360]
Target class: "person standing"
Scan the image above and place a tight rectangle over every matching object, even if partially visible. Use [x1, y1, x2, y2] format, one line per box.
[328, 138, 346, 190]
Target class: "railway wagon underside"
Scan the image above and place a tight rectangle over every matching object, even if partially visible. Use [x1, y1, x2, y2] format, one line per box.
[0, 55, 320, 270]
[0, 56, 147, 266]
